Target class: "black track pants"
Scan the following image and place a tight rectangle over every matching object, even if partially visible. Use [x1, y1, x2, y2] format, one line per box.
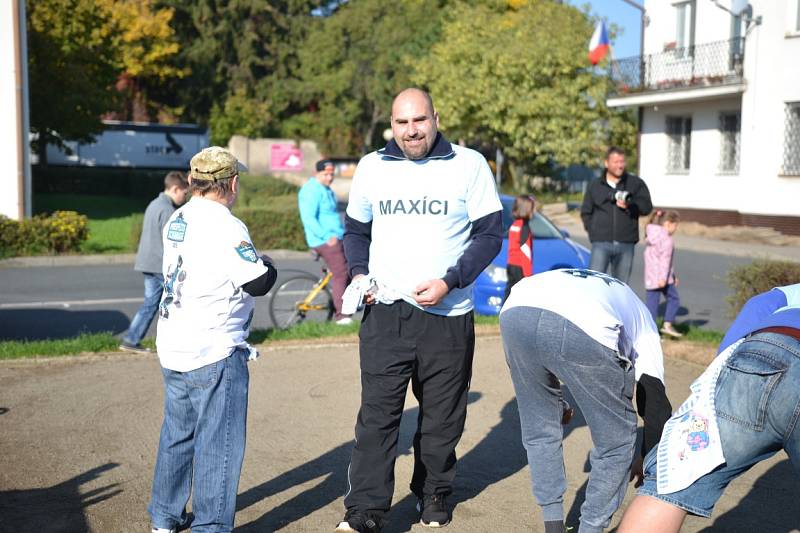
[343, 300, 475, 517]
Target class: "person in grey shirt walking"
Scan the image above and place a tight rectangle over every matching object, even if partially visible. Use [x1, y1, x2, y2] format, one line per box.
[120, 171, 188, 353]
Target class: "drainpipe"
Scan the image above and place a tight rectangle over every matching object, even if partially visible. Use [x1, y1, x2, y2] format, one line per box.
[12, 0, 31, 220]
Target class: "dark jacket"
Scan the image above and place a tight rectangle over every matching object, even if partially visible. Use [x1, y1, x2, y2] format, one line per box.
[580, 171, 652, 243]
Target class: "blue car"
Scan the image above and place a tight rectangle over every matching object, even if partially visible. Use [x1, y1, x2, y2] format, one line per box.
[473, 194, 591, 315]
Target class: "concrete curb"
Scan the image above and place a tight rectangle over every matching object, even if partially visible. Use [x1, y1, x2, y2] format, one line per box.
[0, 249, 311, 269]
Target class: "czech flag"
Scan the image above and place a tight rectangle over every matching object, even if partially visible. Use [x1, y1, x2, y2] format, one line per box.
[588, 20, 610, 65]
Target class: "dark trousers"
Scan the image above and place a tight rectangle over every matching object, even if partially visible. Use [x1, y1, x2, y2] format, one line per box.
[645, 284, 680, 323]
[344, 300, 475, 518]
[313, 239, 350, 320]
[503, 264, 526, 303]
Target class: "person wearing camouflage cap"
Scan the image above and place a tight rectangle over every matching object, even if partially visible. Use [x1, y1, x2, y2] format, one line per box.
[148, 147, 277, 533]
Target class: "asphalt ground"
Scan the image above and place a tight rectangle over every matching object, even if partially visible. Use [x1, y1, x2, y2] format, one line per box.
[0, 336, 797, 532]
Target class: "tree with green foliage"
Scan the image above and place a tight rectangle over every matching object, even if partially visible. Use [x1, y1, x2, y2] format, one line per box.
[27, 0, 188, 160]
[100, 0, 188, 122]
[154, 0, 324, 142]
[288, 0, 447, 155]
[414, 0, 633, 190]
[27, 0, 120, 161]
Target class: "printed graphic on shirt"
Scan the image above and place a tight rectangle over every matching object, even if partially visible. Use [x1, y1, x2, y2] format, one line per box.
[167, 213, 187, 242]
[378, 198, 449, 216]
[235, 241, 258, 263]
[160, 256, 184, 319]
[562, 268, 623, 286]
[676, 412, 710, 461]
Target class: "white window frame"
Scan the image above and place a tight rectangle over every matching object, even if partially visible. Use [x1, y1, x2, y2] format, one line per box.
[718, 111, 741, 174]
[783, 102, 800, 175]
[674, 1, 696, 57]
[666, 116, 692, 174]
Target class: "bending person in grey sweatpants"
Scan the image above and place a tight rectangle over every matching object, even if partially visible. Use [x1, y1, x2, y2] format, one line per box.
[499, 269, 672, 533]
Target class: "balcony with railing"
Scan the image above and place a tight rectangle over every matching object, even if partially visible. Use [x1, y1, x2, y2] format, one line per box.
[608, 38, 745, 103]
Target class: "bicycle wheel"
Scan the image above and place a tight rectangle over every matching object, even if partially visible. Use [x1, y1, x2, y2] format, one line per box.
[268, 272, 334, 329]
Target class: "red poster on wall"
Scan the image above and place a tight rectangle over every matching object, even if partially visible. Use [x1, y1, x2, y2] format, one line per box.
[270, 144, 303, 171]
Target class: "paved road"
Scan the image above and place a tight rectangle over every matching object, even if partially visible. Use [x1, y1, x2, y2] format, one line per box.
[0, 257, 320, 341]
[0, 246, 750, 341]
[0, 337, 796, 532]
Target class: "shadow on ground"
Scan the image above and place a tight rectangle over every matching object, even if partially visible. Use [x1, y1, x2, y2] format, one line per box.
[0, 463, 121, 532]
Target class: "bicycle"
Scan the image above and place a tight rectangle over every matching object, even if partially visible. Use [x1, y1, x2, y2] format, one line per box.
[268, 252, 335, 329]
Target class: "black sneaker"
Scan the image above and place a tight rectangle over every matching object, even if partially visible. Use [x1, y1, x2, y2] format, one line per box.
[334, 510, 382, 533]
[417, 494, 450, 527]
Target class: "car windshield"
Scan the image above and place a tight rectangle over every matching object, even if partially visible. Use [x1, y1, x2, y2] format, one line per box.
[501, 199, 563, 239]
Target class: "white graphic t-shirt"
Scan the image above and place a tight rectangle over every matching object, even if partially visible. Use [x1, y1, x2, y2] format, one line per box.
[501, 268, 665, 382]
[346, 144, 501, 316]
[156, 197, 270, 372]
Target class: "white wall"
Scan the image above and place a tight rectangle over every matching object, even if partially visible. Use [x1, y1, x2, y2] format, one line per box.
[644, 0, 734, 56]
[639, 0, 800, 217]
[0, 0, 31, 221]
[738, 0, 800, 215]
[640, 96, 745, 210]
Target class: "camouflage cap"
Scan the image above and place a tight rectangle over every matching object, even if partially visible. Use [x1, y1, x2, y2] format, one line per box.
[189, 146, 247, 181]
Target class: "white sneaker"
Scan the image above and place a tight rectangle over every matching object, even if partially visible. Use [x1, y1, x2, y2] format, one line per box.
[335, 317, 354, 326]
[151, 528, 176, 533]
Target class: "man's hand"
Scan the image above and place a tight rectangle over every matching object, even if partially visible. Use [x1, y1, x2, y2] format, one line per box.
[413, 279, 449, 307]
[352, 274, 376, 305]
[616, 199, 628, 209]
[326, 236, 338, 246]
[629, 454, 644, 487]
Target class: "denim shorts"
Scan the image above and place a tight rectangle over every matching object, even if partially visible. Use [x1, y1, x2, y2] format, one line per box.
[637, 331, 800, 517]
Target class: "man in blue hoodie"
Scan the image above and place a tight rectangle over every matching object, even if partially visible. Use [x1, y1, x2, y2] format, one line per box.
[298, 159, 352, 324]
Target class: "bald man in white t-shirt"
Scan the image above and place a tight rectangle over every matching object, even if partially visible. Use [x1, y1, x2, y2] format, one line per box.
[336, 88, 503, 533]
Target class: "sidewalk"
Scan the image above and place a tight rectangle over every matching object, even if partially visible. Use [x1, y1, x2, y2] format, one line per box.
[542, 204, 800, 263]
[0, 337, 794, 532]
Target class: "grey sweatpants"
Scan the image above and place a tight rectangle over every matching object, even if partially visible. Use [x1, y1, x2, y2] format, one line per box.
[500, 306, 637, 533]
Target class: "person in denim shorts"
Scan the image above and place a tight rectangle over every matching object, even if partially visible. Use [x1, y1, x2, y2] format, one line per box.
[619, 284, 800, 533]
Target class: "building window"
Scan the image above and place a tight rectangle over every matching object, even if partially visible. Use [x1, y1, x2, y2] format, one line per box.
[784, 102, 800, 175]
[675, 1, 696, 56]
[666, 116, 692, 173]
[719, 112, 741, 173]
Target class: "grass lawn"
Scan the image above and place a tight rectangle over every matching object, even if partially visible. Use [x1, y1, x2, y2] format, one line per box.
[34, 193, 149, 254]
[32, 173, 301, 255]
[0, 315, 723, 360]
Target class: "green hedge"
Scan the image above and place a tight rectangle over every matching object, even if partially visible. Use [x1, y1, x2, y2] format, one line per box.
[235, 196, 306, 250]
[0, 211, 89, 258]
[726, 259, 800, 317]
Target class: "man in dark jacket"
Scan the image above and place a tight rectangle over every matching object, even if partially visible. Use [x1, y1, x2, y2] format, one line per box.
[580, 147, 652, 284]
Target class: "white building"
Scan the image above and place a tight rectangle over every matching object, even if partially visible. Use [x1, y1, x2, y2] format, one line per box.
[607, 0, 800, 235]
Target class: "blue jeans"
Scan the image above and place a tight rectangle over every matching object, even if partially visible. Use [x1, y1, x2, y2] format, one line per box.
[638, 331, 800, 517]
[123, 272, 164, 345]
[500, 307, 637, 533]
[645, 284, 680, 323]
[148, 348, 250, 533]
[589, 242, 635, 284]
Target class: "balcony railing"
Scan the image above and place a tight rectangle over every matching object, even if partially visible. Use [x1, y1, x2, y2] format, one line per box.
[610, 38, 744, 96]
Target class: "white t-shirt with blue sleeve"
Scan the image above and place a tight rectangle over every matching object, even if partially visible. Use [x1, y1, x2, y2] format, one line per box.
[346, 143, 502, 316]
[156, 197, 270, 372]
